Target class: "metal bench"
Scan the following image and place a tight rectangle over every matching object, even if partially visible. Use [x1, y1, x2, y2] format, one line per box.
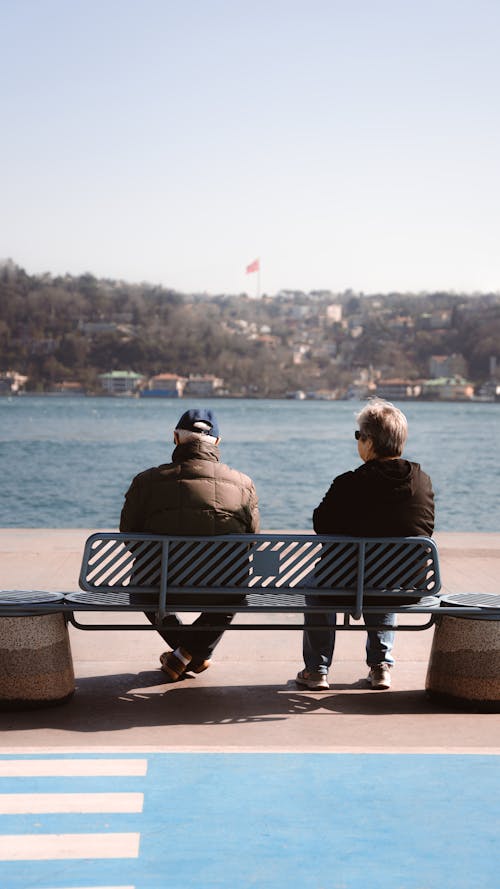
[2, 532, 500, 709]
[2, 533, 500, 632]
[65, 532, 442, 632]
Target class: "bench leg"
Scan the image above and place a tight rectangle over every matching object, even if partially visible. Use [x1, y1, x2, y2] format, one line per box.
[0, 613, 75, 709]
[425, 615, 500, 712]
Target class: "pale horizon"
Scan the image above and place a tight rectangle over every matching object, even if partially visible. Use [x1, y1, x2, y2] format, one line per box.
[2, 0, 499, 296]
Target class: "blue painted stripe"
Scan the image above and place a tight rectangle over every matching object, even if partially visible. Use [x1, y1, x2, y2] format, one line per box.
[0, 778, 145, 793]
[0, 813, 142, 832]
[0, 753, 498, 889]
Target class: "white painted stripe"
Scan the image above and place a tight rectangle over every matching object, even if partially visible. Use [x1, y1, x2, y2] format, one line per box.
[0, 759, 147, 777]
[0, 833, 140, 860]
[0, 792, 143, 814]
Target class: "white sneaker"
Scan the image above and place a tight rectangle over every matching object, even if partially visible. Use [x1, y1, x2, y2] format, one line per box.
[368, 664, 392, 689]
[296, 669, 330, 690]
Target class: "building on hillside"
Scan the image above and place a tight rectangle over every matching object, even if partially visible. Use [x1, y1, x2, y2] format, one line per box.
[292, 344, 310, 365]
[325, 304, 342, 324]
[311, 342, 338, 360]
[98, 370, 145, 395]
[429, 354, 467, 378]
[386, 315, 415, 331]
[422, 376, 474, 400]
[0, 371, 28, 394]
[30, 338, 57, 355]
[254, 334, 280, 349]
[375, 379, 422, 400]
[418, 310, 452, 330]
[345, 370, 377, 400]
[140, 373, 187, 398]
[184, 374, 224, 397]
[287, 304, 312, 320]
[50, 381, 85, 395]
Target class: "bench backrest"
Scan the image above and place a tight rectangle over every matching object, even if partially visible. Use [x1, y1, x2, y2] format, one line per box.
[79, 533, 440, 620]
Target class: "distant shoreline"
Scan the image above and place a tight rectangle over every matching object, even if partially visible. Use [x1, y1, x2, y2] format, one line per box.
[2, 392, 499, 404]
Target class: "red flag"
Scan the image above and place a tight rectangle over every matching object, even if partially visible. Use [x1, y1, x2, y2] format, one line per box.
[246, 258, 260, 274]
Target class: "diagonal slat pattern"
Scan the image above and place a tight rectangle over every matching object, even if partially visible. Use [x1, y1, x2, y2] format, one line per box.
[77, 534, 440, 612]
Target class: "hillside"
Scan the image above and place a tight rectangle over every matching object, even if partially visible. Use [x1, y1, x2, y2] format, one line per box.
[1, 260, 499, 397]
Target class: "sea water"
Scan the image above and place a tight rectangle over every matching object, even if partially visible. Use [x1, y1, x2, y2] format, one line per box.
[0, 396, 498, 531]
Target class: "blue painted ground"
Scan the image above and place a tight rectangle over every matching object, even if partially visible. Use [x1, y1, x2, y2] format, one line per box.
[0, 752, 498, 889]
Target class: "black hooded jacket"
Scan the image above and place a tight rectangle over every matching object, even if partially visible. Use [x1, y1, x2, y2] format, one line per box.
[313, 458, 435, 538]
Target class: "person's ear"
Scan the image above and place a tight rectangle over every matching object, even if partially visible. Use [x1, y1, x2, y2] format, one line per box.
[365, 437, 376, 460]
[174, 431, 180, 444]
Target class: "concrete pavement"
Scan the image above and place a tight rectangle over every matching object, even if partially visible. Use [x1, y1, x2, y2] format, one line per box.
[1, 529, 499, 753]
[1, 530, 499, 888]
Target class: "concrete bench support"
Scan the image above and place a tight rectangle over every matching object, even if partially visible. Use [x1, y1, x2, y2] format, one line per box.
[426, 615, 500, 712]
[0, 613, 75, 709]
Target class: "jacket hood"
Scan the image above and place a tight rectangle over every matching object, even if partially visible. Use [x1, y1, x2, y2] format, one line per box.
[361, 458, 420, 502]
[171, 437, 220, 464]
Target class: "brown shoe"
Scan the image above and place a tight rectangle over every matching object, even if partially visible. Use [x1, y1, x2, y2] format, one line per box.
[367, 664, 392, 689]
[160, 649, 192, 682]
[296, 669, 329, 690]
[189, 658, 212, 674]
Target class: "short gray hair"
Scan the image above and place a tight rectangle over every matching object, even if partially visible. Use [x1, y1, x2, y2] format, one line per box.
[175, 428, 218, 445]
[357, 399, 408, 457]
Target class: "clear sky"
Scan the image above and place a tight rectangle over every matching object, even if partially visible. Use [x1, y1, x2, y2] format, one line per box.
[2, 0, 500, 296]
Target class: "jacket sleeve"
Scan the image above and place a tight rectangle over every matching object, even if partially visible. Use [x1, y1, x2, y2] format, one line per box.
[313, 473, 353, 535]
[313, 482, 336, 534]
[119, 475, 146, 532]
[245, 481, 260, 533]
[420, 471, 435, 537]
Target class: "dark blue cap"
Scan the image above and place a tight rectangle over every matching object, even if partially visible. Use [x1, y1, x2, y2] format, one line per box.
[175, 408, 220, 439]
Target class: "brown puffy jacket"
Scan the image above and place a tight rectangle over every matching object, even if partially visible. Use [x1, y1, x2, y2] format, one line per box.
[119, 438, 260, 535]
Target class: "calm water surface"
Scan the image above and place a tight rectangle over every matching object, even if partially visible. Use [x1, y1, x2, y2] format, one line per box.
[0, 396, 498, 531]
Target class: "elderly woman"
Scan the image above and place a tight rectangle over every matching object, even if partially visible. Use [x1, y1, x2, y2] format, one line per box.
[296, 399, 434, 691]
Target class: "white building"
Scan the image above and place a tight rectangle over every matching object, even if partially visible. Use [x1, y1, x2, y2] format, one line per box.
[142, 373, 186, 398]
[98, 371, 144, 395]
[326, 304, 342, 324]
[184, 375, 224, 396]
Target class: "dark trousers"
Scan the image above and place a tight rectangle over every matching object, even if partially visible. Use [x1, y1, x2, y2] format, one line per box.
[145, 595, 245, 660]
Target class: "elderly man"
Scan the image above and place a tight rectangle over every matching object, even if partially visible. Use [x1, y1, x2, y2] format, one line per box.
[296, 399, 434, 691]
[120, 407, 260, 682]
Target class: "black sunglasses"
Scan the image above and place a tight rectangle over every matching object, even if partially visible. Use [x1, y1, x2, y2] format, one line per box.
[354, 430, 364, 440]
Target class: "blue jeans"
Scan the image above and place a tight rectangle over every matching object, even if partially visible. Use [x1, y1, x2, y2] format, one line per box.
[302, 600, 396, 674]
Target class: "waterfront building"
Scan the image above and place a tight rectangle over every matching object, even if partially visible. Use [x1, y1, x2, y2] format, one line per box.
[0, 371, 28, 394]
[375, 379, 422, 400]
[141, 373, 186, 398]
[429, 354, 467, 378]
[422, 376, 474, 400]
[184, 374, 224, 396]
[98, 370, 145, 395]
[49, 381, 85, 395]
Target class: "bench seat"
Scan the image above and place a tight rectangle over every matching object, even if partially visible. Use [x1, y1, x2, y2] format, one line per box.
[64, 588, 442, 612]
